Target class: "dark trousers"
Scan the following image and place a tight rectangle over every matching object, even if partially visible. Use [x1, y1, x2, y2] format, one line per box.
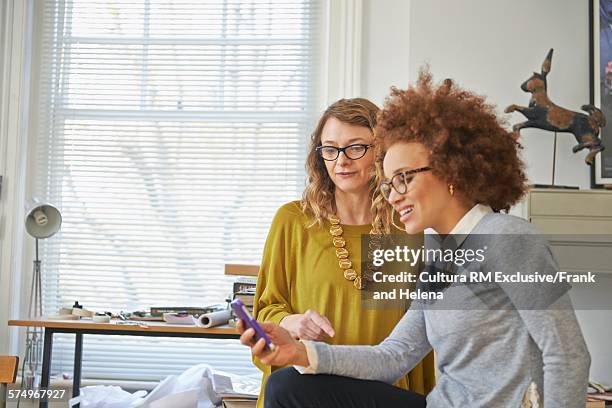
[264, 367, 426, 408]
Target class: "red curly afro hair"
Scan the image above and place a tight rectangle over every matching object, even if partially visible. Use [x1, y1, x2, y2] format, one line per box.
[375, 69, 528, 212]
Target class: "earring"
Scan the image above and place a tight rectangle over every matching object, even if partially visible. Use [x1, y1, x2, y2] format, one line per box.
[448, 184, 455, 196]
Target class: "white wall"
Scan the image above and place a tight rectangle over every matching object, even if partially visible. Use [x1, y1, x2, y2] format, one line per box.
[409, 0, 592, 189]
[363, 0, 593, 189]
[361, 0, 611, 385]
[361, 0, 411, 104]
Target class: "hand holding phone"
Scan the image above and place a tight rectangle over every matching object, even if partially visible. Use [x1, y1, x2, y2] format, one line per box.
[234, 304, 311, 367]
[231, 299, 274, 351]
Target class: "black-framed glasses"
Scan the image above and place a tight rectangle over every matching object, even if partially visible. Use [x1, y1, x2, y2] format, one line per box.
[316, 144, 373, 161]
[380, 167, 431, 200]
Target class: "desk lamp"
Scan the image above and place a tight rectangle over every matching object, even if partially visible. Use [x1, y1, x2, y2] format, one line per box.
[19, 199, 61, 396]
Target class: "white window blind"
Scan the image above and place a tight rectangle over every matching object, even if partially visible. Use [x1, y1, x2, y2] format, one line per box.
[32, 0, 322, 380]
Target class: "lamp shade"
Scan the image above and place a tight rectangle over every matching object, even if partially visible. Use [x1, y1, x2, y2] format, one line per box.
[25, 199, 62, 239]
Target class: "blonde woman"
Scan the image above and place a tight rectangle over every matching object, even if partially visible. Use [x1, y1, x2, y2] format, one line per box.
[252, 98, 435, 406]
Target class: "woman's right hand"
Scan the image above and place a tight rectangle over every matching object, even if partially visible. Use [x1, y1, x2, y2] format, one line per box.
[279, 310, 336, 340]
[237, 319, 310, 367]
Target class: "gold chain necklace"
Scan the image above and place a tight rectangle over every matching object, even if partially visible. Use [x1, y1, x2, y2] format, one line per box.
[328, 215, 365, 290]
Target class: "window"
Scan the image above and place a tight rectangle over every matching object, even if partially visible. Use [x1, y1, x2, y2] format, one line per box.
[32, 0, 322, 380]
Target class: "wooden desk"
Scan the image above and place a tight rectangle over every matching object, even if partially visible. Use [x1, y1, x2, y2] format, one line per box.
[8, 319, 239, 408]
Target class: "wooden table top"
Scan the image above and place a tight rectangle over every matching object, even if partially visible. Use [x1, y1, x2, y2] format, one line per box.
[8, 318, 239, 336]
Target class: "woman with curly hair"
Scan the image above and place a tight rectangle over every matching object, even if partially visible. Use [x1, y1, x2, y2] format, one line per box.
[252, 98, 435, 407]
[241, 73, 591, 407]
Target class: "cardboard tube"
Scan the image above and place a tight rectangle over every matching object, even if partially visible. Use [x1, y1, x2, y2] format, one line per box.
[198, 309, 231, 328]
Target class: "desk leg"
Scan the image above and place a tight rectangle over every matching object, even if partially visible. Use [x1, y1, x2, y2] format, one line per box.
[39, 328, 53, 408]
[72, 332, 83, 405]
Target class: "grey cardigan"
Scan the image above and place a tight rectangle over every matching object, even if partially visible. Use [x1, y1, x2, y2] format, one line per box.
[305, 213, 590, 407]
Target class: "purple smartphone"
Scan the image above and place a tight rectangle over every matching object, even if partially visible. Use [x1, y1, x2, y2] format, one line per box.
[231, 298, 273, 351]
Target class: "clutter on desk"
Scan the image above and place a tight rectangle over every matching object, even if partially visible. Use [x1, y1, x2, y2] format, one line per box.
[47, 301, 97, 320]
[128, 305, 227, 322]
[586, 397, 606, 407]
[232, 277, 256, 312]
[232, 277, 256, 294]
[47, 311, 79, 320]
[115, 321, 150, 329]
[587, 380, 612, 406]
[45, 301, 235, 328]
[162, 309, 233, 328]
[157, 304, 231, 327]
[589, 380, 612, 394]
[587, 393, 612, 402]
[45, 289, 255, 329]
[233, 289, 255, 310]
[227, 277, 257, 327]
[151, 304, 227, 317]
[92, 313, 111, 323]
[126, 310, 164, 321]
[199, 309, 232, 328]
[162, 313, 199, 325]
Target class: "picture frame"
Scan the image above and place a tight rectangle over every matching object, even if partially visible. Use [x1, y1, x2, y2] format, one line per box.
[590, 0, 612, 186]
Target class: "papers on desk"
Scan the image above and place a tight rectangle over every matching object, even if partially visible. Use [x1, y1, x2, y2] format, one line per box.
[163, 313, 200, 325]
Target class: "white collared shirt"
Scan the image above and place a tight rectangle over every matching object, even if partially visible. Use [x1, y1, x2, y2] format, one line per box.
[448, 204, 493, 235]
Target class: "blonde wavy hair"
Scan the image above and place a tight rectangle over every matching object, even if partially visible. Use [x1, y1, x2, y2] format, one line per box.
[301, 98, 392, 234]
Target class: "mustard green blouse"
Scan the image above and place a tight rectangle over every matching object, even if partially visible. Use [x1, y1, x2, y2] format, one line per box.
[253, 201, 435, 407]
